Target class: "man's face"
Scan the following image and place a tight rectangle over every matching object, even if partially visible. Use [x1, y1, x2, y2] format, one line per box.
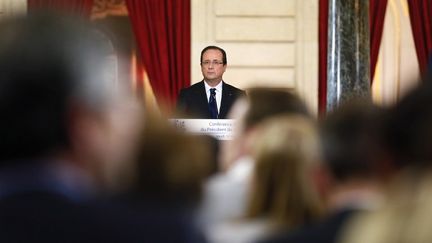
[201, 49, 226, 84]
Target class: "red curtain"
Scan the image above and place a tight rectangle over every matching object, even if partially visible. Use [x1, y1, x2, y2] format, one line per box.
[27, 0, 94, 17]
[408, 0, 432, 78]
[318, 0, 328, 115]
[125, 0, 191, 109]
[318, 0, 388, 114]
[370, 0, 388, 81]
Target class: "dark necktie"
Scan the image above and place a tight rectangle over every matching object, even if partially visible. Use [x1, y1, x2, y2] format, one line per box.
[208, 88, 218, 119]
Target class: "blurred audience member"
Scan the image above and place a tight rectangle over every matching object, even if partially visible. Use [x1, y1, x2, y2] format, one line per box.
[196, 135, 221, 177]
[259, 101, 386, 243]
[340, 171, 432, 243]
[128, 115, 211, 209]
[121, 114, 212, 242]
[340, 77, 432, 243]
[221, 87, 311, 171]
[208, 116, 323, 243]
[0, 13, 150, 243]
[199, 88, 312, 228]
[0, 13, 207, 243]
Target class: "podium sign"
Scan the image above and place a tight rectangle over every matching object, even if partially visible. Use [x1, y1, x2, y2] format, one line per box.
[169, 119, 236, 140]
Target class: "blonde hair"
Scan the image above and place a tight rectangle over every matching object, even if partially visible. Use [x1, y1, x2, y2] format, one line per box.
[245, 115, 323, 228]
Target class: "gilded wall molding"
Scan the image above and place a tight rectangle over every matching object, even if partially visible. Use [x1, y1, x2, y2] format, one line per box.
[91, 0, 127, 19]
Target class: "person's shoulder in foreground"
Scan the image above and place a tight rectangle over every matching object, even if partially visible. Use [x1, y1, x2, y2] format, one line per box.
[0, 13, 206, 243]
[257, 209, 357, 243]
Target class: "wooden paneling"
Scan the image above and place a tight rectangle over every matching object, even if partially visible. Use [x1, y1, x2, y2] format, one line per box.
[215, 17, 295, 42]
[223, 43, 295, 67]
[224, 67, 295, 89]
[214, 0, 295, 17]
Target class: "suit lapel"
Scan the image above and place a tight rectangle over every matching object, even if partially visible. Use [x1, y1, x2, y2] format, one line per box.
[195, 81, 211, 118]
[219, 82, 234, 119]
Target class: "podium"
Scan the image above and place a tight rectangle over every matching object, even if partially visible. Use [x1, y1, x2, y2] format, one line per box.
[169, 119, 236, 140]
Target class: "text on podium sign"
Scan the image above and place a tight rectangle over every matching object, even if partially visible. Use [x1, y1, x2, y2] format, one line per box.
[170, 119, 236, 140]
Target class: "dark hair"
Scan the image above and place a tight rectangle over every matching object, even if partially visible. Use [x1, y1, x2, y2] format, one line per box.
[243, 88, 311, 130]
[131, 117, 211, 206]
[384, 78, 432, 169]
[0, 13, 115, 163]
[320, 101, 385, 182]
[200, 45, 227, 65]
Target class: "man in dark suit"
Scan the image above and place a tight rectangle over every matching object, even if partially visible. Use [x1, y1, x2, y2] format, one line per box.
[0, 14, 205, 243]
[177, 46, 245, 119]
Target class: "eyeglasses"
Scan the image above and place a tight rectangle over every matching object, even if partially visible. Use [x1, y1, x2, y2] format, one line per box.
[201, 60, 224, 66]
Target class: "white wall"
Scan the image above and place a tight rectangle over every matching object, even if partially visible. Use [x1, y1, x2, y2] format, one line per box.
[191, 0, 318, 113]
[0, 0, 26, 19]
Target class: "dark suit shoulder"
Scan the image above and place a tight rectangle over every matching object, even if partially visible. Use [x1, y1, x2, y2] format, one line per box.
[222, 82, 246, 100]
[223, 82, 244, 93]
[177, 81, 204, 104]
[0, 191, 206, 243]
[182, 81, 205, 92]
[258, 209, 357, 243]
[176, 81, 210, 119]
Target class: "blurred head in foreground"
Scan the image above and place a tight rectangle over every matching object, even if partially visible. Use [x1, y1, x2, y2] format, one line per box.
[128, 115, 212, 208]
[221, 87, 311, 170]
[339, 74, 432, 243]
[245, 115, 323, 229]
[0, 13, 142, 192]
[317, 100, 387, 208]
[383, 77, 432, 170]
[321, 101, 386, 181]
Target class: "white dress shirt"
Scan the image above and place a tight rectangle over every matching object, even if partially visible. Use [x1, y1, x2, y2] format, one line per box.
[204, 81, 223, 114]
